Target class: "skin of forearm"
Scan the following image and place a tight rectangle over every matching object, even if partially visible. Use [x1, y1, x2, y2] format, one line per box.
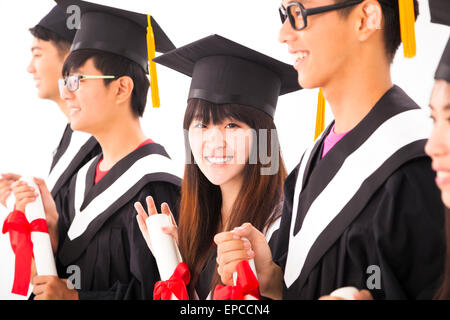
[258, 262, 283, 300]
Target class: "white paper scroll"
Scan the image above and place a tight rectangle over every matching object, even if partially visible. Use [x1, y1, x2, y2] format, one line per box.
[330, 286, 359, 300]
[232, 237, 259, 300]
[146, 214, 182, 300]
[21, 177, 57, 277]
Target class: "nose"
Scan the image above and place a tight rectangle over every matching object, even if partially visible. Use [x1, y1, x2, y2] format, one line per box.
[425, 124, 448, 159]
[27, 59, 35, 74]
[278, 16, 296, 44]
[60, 82, 75, 102]
[204, 126, 226, 149]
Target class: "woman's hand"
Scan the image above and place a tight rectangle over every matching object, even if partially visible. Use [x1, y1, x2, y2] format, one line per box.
[134, 196, 178, 254]
[214, 222, 284, 300]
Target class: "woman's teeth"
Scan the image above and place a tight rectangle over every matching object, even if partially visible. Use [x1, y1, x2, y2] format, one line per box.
[205, 156, 233, 164]
[437, 171, 450, 179]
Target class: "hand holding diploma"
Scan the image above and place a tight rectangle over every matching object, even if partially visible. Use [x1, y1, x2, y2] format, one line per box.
[214, 223, 283, 300]
[11, 177, 59, 253]
[2, 176, 57, 296]
[135, 196, 189, 300]
[213, 253, 261, 300]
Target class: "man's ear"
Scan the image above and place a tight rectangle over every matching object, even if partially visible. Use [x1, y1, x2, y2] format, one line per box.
[115, 76, 134, 105]
[356, 0, 383, 42]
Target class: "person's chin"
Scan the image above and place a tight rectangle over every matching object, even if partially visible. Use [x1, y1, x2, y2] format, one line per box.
[70, 120, 89, 133]
[37, 88, 49, 100]
[203, 171, 230, 187]
[297, 72, 321, 90]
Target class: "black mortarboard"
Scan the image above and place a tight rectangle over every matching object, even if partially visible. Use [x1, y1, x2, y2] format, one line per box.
[429, 0, 450, 27]
[429, 0, 450, 82]
[435, 38, 450, 82]
[56, 0, 176, 107]
[36, 4, 76, 42]
[153, 34, 301, 119]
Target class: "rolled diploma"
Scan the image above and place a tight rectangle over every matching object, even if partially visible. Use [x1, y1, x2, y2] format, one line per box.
[21, 177, 57, 277]
[146, 214, 182, 300]
[232, 237, 259, 300]
[330, 286, 359, 300]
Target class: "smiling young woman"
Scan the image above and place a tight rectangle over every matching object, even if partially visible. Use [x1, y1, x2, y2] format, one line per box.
[135, 34, 301, 299]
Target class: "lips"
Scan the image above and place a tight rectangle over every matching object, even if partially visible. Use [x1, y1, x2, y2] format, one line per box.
[290, 50, 310, 69]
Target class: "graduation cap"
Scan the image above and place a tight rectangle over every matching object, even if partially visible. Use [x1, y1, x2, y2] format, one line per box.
[153, 34, 301, 119]
[428, 0, 450, 27]
[428, 0, 450, 82]
[435, 38, 450, 82]
[35, 4, 76, 42]
[55, 0, 176, 108]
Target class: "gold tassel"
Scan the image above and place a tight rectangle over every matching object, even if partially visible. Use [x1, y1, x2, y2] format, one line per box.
[146, 15, 160, 108]
[398, 0, 416, 58]
[314, 88, 325, 141]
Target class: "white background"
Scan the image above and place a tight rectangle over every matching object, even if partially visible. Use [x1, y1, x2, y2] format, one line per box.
[0, 0, 448, 299]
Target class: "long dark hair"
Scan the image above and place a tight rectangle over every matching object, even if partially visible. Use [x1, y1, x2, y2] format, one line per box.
[178, 98, 287, 296]
[436, 208, 450, 300]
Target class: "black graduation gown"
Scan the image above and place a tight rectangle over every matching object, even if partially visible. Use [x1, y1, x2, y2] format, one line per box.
[49, 124, 101, 215]
[55, 143, 181, 300]
[271, 85, 446, 300]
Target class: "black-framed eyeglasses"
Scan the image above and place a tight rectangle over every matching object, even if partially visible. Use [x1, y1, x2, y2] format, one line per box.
[279, 0, 364, 31]
[58, 75, 116, 96]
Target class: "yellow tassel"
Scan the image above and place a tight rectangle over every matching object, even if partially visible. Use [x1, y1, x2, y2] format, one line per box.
[146, 15, 160, 108]
[314, 88, 325, 141]
[398, 0, 416, 58]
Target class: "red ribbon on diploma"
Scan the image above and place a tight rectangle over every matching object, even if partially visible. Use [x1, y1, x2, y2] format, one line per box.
[2, 210, 48, 296]
[213, 260, 261, 300]
[153, 262, 190, 300]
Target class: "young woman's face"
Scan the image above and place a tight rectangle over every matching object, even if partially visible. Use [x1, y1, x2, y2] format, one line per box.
[61, 58, 117, 134]
[188, 117, 253, 188]
[425, 80, 450, 208]
[27, 38, 67, 101]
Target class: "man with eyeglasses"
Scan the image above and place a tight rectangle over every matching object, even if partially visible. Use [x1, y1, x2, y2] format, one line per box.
[10, 0, 181, 300]
[215, 0, 446, 300]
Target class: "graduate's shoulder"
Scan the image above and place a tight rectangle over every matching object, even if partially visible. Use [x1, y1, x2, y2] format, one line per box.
[137, 179, 181, 197]
[382, 155, 436, 194]
[135, 179, 181, 208]
[371, 155, 444, 223]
